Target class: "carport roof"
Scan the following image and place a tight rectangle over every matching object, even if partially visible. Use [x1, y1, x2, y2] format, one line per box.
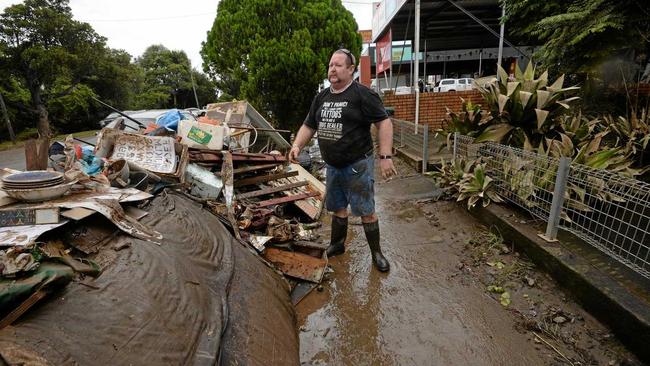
[372, 0, 505, 52]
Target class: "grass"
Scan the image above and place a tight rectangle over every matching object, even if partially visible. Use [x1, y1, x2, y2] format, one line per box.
[0, 129, 98, 151]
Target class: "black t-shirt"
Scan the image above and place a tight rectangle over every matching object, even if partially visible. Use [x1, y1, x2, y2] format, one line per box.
[303, 82, 388, 168]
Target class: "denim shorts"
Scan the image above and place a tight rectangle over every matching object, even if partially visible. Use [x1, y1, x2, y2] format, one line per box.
[325, 154, 375, 216]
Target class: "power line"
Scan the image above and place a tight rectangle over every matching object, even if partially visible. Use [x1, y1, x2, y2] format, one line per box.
[79, 12, 216, 23]
[341, 0, 374, 5]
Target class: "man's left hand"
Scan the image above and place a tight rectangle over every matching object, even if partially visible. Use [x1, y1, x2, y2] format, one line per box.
[379, 158, 398, 179]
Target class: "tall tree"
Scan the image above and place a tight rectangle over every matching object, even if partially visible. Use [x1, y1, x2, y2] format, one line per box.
[201, 0, 361, 130]
[503, 0, 650, 78]
[135, 45, 216, 109]
[0, 0, 108, 137]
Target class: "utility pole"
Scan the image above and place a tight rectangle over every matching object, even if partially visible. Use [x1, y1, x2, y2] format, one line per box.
[188, 63, 201, 108]
[0, 92, 16, 143]
[497, 3, 506, 80]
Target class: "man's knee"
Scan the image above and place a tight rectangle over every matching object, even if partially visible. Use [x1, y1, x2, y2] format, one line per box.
[361, 213, 377, 223]
[333, 209, 349, 218]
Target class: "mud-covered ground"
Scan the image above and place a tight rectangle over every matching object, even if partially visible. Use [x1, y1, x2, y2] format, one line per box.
[297, 159, 640, 366]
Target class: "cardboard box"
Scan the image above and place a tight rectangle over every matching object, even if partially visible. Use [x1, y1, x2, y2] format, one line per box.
[178, 120, 227, 150]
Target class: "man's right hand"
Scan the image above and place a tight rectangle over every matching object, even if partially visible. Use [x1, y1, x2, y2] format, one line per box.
[288, 145, 301, 164]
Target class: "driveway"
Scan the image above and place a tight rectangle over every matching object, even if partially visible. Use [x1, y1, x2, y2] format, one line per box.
[297, 160, 639, 365]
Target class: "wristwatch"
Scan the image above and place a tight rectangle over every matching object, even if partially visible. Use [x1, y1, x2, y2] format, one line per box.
[378, 154, 392, 160]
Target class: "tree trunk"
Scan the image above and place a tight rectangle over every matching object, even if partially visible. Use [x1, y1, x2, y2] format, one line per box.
[0, 92, 16, 143]
[27, 82, 50, 170]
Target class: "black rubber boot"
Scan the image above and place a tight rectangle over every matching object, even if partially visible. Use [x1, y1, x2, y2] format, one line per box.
[326, 215, 348, 257]
[363, 221, 390, 272]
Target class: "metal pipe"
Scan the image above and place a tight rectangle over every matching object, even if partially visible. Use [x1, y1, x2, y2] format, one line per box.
[414, 0, 421, 134]
[497, 4, 505, 78]
[91, 96, 146, 129]
[543, 157, 571, 241]
[446, 0, 528, 59]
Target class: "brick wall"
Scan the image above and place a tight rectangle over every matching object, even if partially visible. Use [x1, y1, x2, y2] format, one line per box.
[383, 90, 484, 129]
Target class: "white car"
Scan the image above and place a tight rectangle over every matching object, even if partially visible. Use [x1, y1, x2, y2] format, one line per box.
[434, 78, 475, 92]
[102, 109, 197, 132]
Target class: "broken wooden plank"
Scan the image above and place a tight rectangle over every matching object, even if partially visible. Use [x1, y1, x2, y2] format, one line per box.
[287, 163, 325, 195]
[189, 151, 287, 163]
[234, 171, 299, 187]
[24, 138, 49, 171]
[254, 192, 319, 208]
[271, 176, 322, 220]
[0, 207, 59, 227]
[269, 164, 324, 220]
[237, 181, 309, 199]
[232, 163, 281, 175]
[293, 240, 329, 251]
[263, 247, 327, 283]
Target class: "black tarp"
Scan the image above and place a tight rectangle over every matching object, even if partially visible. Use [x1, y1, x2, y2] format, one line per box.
[0, 192, 299, 365]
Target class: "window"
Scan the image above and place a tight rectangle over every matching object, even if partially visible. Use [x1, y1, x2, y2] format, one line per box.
[458, 79, 466, 84]
[441, 80, 454, 85]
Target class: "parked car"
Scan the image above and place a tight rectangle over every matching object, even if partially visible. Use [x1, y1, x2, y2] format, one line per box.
[433, 78, 476, 92]
[101, 109, 197, 131]
[184, 107, 206, 117]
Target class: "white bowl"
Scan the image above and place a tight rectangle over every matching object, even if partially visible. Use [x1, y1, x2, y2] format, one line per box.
[3, 181, 76, 202]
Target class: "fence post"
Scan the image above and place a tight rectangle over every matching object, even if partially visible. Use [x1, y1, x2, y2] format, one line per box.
[452, 132, 459, 160]
[422, 124, 429, 173]
[400, 121, 405, 148]
[541, 157, 571, 242]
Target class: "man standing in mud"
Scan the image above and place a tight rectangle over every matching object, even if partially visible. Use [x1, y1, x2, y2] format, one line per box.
[289, 48, 397, 272]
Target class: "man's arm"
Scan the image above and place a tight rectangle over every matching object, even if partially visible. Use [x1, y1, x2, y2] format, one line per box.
[375, 118, 398, 179]
[288, 124, 316, 163]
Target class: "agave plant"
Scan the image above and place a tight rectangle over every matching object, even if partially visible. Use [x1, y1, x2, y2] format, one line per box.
[600, 110, 650, 170]
[474, 61, 580, 148]
[437, 98, 487, 151]
[457, 163, 504, 210]
[428, 157, 475, 193]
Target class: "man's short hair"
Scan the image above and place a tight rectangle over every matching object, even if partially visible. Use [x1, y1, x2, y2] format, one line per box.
[335, 48, 356, 68]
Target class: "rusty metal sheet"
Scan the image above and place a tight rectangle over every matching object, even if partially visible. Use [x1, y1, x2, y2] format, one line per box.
[110, 134, 177, 174]
[262, 247, 327, 283]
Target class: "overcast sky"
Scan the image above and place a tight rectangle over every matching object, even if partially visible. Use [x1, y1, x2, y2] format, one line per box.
[0, 0, 375, 70]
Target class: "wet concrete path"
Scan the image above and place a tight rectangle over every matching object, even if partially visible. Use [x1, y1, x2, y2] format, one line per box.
[297, 172, 551, 365]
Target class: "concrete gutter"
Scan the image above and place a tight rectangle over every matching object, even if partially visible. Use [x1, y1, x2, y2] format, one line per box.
[469, 203, 650, 363]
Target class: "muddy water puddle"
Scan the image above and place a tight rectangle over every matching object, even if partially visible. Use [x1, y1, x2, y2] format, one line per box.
[297, 173, 639, 366]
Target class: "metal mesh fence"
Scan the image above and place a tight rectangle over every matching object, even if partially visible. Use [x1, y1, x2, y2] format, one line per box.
[454, 134, 650, 279]
[393, 118, 426, 154]
[563, 164, 650, 277]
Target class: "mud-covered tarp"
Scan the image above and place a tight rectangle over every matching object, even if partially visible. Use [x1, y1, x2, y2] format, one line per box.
[0, 192, 299, 365]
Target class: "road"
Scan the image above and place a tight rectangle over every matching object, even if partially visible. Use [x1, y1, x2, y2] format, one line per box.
[0, 136, 97, 171]
[297, 160, 639, 365]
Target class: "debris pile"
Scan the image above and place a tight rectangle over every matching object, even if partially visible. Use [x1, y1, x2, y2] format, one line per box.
[0, 100, 326, 331]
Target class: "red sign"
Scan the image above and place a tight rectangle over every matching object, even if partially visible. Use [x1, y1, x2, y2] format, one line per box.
[376, 28, 392, 75]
